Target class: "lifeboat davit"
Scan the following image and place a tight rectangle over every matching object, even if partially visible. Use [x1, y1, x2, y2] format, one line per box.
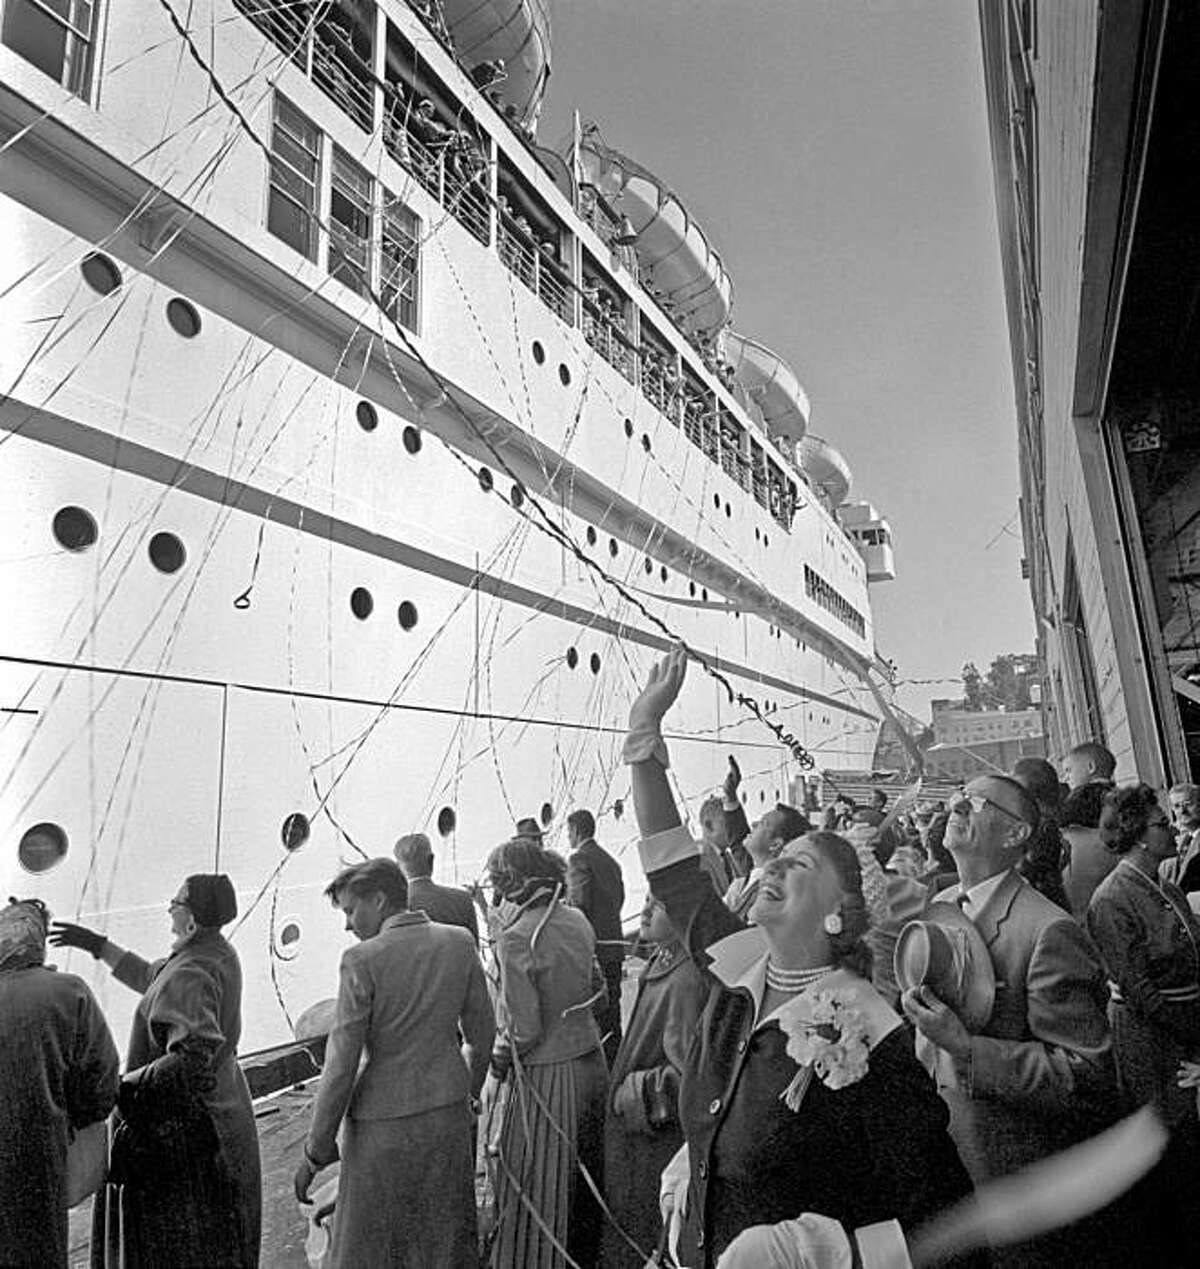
[442, 0, 552, 129]
[576, 125, 733, 339]
[797, 435, 852, 506]
[722, 330, 809, 443]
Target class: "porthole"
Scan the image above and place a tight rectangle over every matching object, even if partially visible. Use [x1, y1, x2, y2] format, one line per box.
[356, 401, 378, 432]
[641, 434, 651, 453]
[755, 528, 761, 542]
[281, 812, 311, 851]
[397, 600, 418, 630]
[166, 297, 202, 338]
[437, 806, 457, 837]
[510, 483, 525, 509]
[689, 581, 696, 597]
[558, 363, 571, 386]
[18, 822, 68, 873]
[701, 587, 708, 602]
[402, 425, 422, 454]
[350, 587, 373, 620]
[763, 536, 769, 549]
[148, 531, 186, 574]
[52, 506, 98, 552]
[589, 652, 601, 674]
[644, 558, 653, 575]
[713, 494, 721, 510]
[586, 526, 597, 547]
[540, 801, 554, 826]
[660, 566, 668, 583]
[613, 798, 624, 821]
[608, 538, 618, 558]
[280, 922, 301, 947]
[624, 418, 634, 438]
[725, 502, 731, 517]
[532, 340, 546, 365]
[478, 466, 494, 492]
[566, 646, 579, 669]
[274, 918, 303, 961]
[80, 252, 122, 296]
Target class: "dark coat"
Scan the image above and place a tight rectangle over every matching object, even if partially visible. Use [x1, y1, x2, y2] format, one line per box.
[0, 967, 118, 1268]
[405, 876, 479, 944]
[1160, 828, 1200, 894]
[567, 838, 625, 969]
[92, 929, 262, 1268]
[643, 827, 974, 1268]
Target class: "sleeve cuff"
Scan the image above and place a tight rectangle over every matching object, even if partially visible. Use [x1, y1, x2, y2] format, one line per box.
[638, 824, 701, 874]
[622, 724, 670, 768]
[855, 1219, 912, 1269]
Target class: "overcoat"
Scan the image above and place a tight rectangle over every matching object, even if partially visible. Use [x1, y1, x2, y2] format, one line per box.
[405, 875, 479, 943]
[641, 824, 974, 1268]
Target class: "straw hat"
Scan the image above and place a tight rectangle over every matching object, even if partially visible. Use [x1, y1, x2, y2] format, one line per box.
[894, 902, 995, 1032]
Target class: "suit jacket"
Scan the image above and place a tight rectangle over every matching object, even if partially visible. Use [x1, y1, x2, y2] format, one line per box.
[918, 870, 1114, 1183]
[567, 837, 625, 968]
[307, 911, 495, 1164]
[1160, 828, 1200, 894]
[406, 875, 479, 944]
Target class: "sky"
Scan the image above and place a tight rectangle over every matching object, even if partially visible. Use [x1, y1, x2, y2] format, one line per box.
[539, 0, 1036, 723]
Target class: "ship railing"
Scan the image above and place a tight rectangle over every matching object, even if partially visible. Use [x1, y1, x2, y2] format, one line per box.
[682, 398, 706, 449]
[443, 164, 491, 244]
[234, 0, 308, 70]
[537, 255, 574, 325]
[721, 444, 751, 490]
[751, 473, 769, 510]
[582, 302, 636, 382]
[384, 117, 491, 245]
[640, 362, 680, 424]
[312, 26, 374, 133]
[498, 213, 538, 290]
[700, 414, 720, 464]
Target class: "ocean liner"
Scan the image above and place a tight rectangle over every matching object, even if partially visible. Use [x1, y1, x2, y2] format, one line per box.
[0, 0, 897, 1051]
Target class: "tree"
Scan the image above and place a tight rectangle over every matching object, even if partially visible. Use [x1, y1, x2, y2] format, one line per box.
[962, 661, 987, 711]
[962, 654, 1039, 711]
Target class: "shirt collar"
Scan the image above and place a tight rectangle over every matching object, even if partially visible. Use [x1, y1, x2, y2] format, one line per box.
[382, 910, 430, 931]
[958, 868, 1011, 917]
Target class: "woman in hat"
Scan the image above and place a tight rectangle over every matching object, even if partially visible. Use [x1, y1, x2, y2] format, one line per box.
[1, 897, 119, 1268]
[1086, 783, 1200, 1258]
[625, 648, 972, 1268]
[51, 874, 261, 1267]
[484, 838, 608, 1268]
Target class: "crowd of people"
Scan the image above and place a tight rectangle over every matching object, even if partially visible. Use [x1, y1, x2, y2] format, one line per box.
[6, 650, 1200, 1267]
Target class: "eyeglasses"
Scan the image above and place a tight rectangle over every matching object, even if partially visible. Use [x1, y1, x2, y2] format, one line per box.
[955, 792, 1027, 825]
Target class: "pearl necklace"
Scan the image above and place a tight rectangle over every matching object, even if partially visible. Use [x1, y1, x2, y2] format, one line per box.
[765, 960, 833, 993]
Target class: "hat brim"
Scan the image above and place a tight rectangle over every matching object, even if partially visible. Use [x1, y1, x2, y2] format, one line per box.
[895, 903, 995, 1032]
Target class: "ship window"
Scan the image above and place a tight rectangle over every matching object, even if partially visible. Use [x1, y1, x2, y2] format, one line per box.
[532, 341, 545, 365]
[624, 419, 634, 438]
[329, 148, 373, 296]
[52, 505, 97, 552]
[397, 600, 418, 630]
[589, 653, 601, 674]
[148, 532, 186, 574]
[166, 298, 202, 339]
[402, 425, 422, 454]
[586, 526, 597, 547]
[381, 193, 419, 332]
[356, 401, 378, 432]
[437, 807, 456, 837]
[558, 364, 571, 386]
[274, 920, 302, 959]
[268, 96, 321, 263]
[641, 434, 652, 453]
[510, 483, 525, 509]
[644, 558, 653, 575]
[350, 587, 373, 619]
[281, 812, 311, 851]
[566, 646, 579, 669]
[80, 252, 122, 296]
[477, 466, 494, 492]
[18, 821, 68, 873]
[608, 538, 618, 558]
[660, 566, 668, 583]
[2, 0, 94, 97]
[540, 802, 553, 826]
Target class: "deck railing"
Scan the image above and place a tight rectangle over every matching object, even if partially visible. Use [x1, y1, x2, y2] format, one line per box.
[583, 304, 636, 382]
[384, 119, 491, 245]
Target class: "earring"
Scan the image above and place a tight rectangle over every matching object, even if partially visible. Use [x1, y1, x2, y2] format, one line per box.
[823, 912, 843, 936]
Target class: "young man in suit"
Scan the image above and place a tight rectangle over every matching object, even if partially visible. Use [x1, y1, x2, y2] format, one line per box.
[393, 832, 479, 944]
[903, 774, 1115, 1267]
[566, 808, 625, 1064]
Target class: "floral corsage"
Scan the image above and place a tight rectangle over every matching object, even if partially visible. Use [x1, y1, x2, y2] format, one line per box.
[776, 989, 870, 1110]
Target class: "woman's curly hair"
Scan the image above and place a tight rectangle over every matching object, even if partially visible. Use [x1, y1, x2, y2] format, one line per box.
[802, 831, 873, 979]
[1098, 783, 1164, 856]
[486, 838, 567, 906]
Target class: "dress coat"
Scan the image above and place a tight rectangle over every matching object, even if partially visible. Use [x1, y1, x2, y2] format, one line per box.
[567, 836, 626, 1061]
[1159, 827, 1200, 895]
[92, 928, 262, 1268]
[602, 937, 707, 1266]
[306, 910, 495, 1269]
[0, 966, 118, 1268]
[640, 825, 974, 1269]
[405, 874, 479, 943]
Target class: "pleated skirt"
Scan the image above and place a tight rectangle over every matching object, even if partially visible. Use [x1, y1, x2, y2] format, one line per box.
[331, 1102, 476, 1269]
[491, 1049, 607, 1269]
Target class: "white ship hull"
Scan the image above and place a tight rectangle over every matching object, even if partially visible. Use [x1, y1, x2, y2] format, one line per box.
[0, 1, 884, 1052]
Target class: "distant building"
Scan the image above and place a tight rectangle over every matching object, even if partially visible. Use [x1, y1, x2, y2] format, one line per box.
[980, 2, 1200, 784]
[923, 700, 1045, 782]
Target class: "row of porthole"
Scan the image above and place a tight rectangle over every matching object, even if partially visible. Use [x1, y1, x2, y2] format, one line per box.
[53, 506, 186, 572]
[350, 588, 419, 629]
[355, 400, 424, 455]
[530, 340, 572, 386]
[81, 252, 202, 338]
[565, 647, 602, 674]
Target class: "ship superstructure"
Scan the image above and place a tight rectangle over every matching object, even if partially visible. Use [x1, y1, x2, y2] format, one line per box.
[0, 0, 894, 1048]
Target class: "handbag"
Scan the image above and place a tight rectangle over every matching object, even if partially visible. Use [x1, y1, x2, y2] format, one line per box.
[66, 1119, 109, 1207]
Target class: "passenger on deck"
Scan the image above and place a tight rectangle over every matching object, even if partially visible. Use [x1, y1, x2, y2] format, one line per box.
[52, 874, 262, 1268]
[295, 858, 494, 1269]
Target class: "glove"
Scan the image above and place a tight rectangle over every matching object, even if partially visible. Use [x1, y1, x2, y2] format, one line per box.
[722, 754, 742, 805]
[48, 921, 107, 958]
[623, 645, 688, 767]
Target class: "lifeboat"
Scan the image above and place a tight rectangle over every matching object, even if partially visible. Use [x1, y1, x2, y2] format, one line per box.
[442, 0, 552, 129]
[576, 125, 733, 339]
[797, 435, 852, 507]
[722, 330, 809, 442]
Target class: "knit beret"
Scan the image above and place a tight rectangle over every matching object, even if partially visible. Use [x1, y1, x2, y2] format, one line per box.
[182, 874, 237, 928]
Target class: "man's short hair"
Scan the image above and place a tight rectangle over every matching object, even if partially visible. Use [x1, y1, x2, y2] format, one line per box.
[1011, 757, 1062, 812]
[1060, 783, 1108, 830]
[977, 775, 1041, 832]
[1068, 741, 1116, 781]
[871, 789, 887, 808]
[771, 804, 812, 849]
[324, 858, 408, 909]
[394, 832, 434, 877]
[698, 795, 724, 829]
[1169, 782, 1200, 804]
[566, 809, 595, 840]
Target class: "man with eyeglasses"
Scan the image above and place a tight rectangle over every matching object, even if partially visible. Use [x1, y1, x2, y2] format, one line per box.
[902, 774, 1114, 1267]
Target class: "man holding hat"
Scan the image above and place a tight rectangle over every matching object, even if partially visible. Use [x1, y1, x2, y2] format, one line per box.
[900, 774, 1113, 1267]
